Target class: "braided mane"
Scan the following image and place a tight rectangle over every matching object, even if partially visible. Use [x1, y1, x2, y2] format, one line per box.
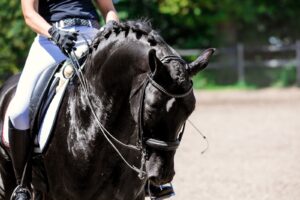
[83, 20, 182, 77]
[84, 20, 188, 90]
[91, 20, 166, 50]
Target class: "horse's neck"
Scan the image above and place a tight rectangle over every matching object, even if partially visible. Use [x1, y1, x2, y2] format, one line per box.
[64, 66, 136, 157]
[65, 39, 150, 152]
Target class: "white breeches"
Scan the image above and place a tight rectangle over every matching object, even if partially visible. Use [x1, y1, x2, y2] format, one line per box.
[8, 26, 98, 130]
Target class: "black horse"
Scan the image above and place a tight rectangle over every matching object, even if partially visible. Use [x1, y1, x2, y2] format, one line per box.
[0, 21, 214, 200]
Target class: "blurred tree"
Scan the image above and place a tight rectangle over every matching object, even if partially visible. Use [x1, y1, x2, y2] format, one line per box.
[0, 0, 299, 79]
[116, 0, 300, 47]
[249, 0, 300, 44]
[0, 0, 34, 80]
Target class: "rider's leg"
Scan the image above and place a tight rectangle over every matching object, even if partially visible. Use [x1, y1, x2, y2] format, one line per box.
[8, 35, 65, 200]
[9, 35, 66, 129]
[8, 25, 97, 129]
[8, 27, 98, 200]
[8, 120, 32, 200]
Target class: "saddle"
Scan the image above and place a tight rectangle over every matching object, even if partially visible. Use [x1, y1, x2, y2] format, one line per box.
[30, 55, 87, 153]
[30, 60, 70, 153]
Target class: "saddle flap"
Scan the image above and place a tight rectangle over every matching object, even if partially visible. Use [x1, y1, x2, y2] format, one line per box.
[29, 64, 61, 133]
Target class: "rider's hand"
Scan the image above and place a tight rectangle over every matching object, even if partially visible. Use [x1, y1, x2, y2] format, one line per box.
[48, 26, 78, 55]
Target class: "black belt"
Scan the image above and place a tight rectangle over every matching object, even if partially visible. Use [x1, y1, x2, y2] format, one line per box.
[53, 18, 100, 29]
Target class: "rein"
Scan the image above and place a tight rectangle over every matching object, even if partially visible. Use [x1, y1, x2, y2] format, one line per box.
[67, 51, 192, 179]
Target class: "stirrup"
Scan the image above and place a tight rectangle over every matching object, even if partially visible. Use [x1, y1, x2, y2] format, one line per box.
[147, 183, 175, 200]
[10, 185, 32, 200]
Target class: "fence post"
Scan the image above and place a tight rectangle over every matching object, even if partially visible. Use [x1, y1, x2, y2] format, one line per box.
[237, 43, 245, 83]
[296, 40, 300, 86]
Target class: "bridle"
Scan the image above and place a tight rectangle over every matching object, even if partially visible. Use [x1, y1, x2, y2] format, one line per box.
[137, 72, 193, 152]
[68, 51, 193, 179]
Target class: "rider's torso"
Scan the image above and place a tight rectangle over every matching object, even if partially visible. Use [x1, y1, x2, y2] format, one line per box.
[38, 0, 100, 22]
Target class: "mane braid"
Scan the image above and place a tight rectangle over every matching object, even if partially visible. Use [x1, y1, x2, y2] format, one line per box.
[83, 20, 161, 80]
[91, 20, 164, 50]
[84, 19, 174, 78]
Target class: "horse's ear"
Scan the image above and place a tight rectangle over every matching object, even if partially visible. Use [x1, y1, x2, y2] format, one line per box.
[148, 49, 161, 74]
[186, 48, 215, 77]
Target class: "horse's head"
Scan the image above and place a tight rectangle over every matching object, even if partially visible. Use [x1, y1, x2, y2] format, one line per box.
[89, 20, 214, 186]
[132, 47, 214, 185]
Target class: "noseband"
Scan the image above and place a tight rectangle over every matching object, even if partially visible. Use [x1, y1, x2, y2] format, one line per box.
[137, 55, 193, 152]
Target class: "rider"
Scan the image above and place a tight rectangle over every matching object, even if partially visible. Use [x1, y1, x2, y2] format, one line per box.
[8, 0, 118, 199]
[8, 0, 173, 199]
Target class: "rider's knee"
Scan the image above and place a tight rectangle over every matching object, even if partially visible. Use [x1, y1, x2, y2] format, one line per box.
[8, 101, 30, 130]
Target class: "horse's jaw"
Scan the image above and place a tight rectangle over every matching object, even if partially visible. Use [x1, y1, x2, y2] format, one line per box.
[145, 151, 175, 185]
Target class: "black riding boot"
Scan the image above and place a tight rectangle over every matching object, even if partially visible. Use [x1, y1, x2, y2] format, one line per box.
[146, 182, 175, 200]
[9, 120, 32, 200]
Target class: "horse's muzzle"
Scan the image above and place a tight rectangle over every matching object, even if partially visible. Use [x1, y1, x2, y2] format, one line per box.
[146, 152, 175, 185]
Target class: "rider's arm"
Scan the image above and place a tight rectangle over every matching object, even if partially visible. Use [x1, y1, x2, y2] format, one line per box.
[21, 0, 52, 37]
[95, 0, 119, 23]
